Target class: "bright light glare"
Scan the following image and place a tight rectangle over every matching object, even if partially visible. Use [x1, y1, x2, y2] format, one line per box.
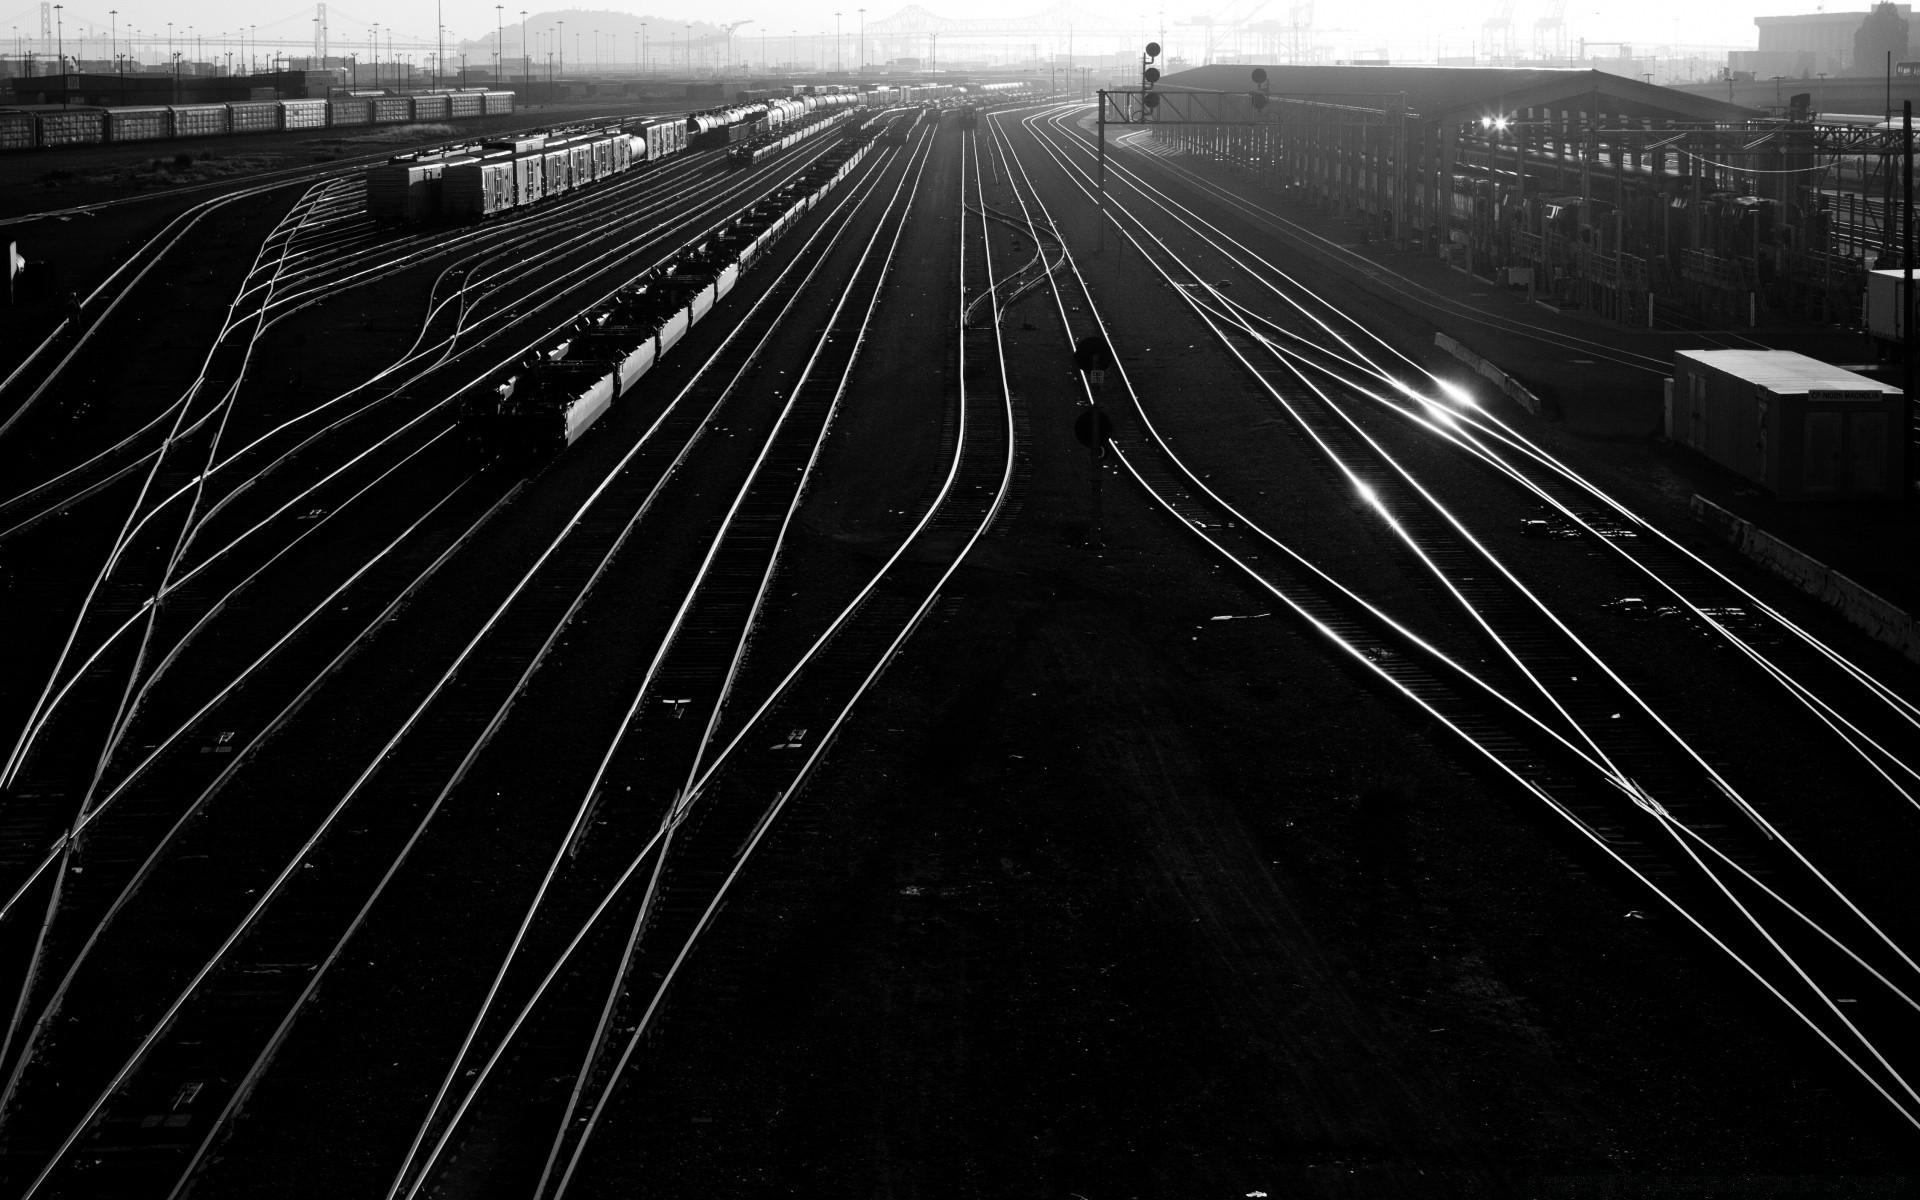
[1438, 381, 1477, 407]
[1355, 482, 1380, 507]
[1493, 116, 1510, 131]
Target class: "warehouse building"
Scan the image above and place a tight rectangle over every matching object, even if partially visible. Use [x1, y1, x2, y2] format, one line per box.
[1140, 64, 1891, 326]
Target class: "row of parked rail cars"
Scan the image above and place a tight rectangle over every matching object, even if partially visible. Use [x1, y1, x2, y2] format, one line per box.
[0, 89, 515, 152]
[368, 116, 687, 223]
[468, 115, 891, 460]
[726, 96, 862, 166]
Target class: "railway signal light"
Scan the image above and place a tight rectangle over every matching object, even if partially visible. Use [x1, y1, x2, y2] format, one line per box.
[1074, 334, 1114, 379]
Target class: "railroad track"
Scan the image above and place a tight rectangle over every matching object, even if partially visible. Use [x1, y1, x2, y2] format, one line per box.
[0, 129, 873, 953]
[1070, 108, 1920, 819]
[376, 110, 1022, 1200]
[0, 134, 755, 541]
[0, 112, 914, 1200]
[991, 103, 1920, 1129]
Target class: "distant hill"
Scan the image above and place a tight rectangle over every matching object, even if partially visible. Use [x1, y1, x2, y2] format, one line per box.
[459, 10, 728, 58]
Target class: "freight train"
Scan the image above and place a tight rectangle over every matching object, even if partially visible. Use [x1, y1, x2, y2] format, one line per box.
[368, 116, 685, 223]
[0, 90, 514, 153]
[466, 115, 892, 460]
[726, 99, 861, 167]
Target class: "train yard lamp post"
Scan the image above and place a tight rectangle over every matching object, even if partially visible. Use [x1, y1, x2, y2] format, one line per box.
[642, 23, 648, 74]
[520, 12, 528, 83]
[52, 5, 61, 79]
[495, 7, 503, 80]
[835, 11, 841, 72]
[1906, 100, 1914, 488]
[685, 24, 691, 74]
[557, 19, 564, 78]
[859, 7, 865, 73]
[108, 8, 114, 64]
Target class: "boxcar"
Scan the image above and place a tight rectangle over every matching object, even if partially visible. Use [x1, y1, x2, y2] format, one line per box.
[369, 95, 413, 124]
[513, 154, 545, 204]
[368, 154, 470, 222]
[105, 106, 171, 143]
[449, 92, 486, 118]
[35, 107, 105, 147]
[281, 98, 329, 129]
[482, 91, 515, 115]
[413, 93, 451, 121]
[227, 101, 279, 133]
[328, 96, 372, 126]
[169, 104, 229, 137]
[0, 110, 33, 151]
[541, 144, 572, 196]
[443, 151, 517, 219]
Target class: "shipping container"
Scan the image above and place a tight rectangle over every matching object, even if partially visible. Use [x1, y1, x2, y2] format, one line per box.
[169, 104, 230, 137]
[281, 98, 330, 129]
[35, 107, 105, 147]
[105, 106, 171, 143]
[412, 93, 451, 121]
[1669, 349, 1906, 500]
[227, 100, 280, 133]
[0, 109, 34, 151]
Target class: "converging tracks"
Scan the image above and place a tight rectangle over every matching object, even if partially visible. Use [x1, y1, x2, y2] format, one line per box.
[988, 102, 1920, 1129]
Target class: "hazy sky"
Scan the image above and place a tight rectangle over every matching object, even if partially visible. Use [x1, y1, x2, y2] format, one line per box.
[9, 0, 1825, 62]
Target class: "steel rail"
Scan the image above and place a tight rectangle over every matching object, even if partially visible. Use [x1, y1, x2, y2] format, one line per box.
[1, 120, 908, 1200]
[1000, 103, 1920, 1126]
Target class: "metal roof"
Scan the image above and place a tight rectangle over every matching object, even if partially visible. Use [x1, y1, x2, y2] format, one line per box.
[1157, 64, 1763, 124]
[1677, 349, 1901, 394]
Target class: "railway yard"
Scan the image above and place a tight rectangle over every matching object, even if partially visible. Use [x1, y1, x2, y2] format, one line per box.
[0, 79, 1918, 1200]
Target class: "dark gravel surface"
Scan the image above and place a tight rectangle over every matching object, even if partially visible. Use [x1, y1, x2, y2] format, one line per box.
[564, 109, 1920, 1199]
[0, 100, 1915, 1200]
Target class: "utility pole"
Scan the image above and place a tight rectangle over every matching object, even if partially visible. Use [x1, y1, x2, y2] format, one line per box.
[1906, 100, 1914, 489]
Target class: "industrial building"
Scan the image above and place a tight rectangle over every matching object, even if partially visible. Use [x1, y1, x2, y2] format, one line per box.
[1143, 64, 1893, 328]
[1746, 5, 1914, 78]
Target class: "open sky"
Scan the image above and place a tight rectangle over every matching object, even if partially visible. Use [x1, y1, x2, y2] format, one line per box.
[5, 0, 1809, 64]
